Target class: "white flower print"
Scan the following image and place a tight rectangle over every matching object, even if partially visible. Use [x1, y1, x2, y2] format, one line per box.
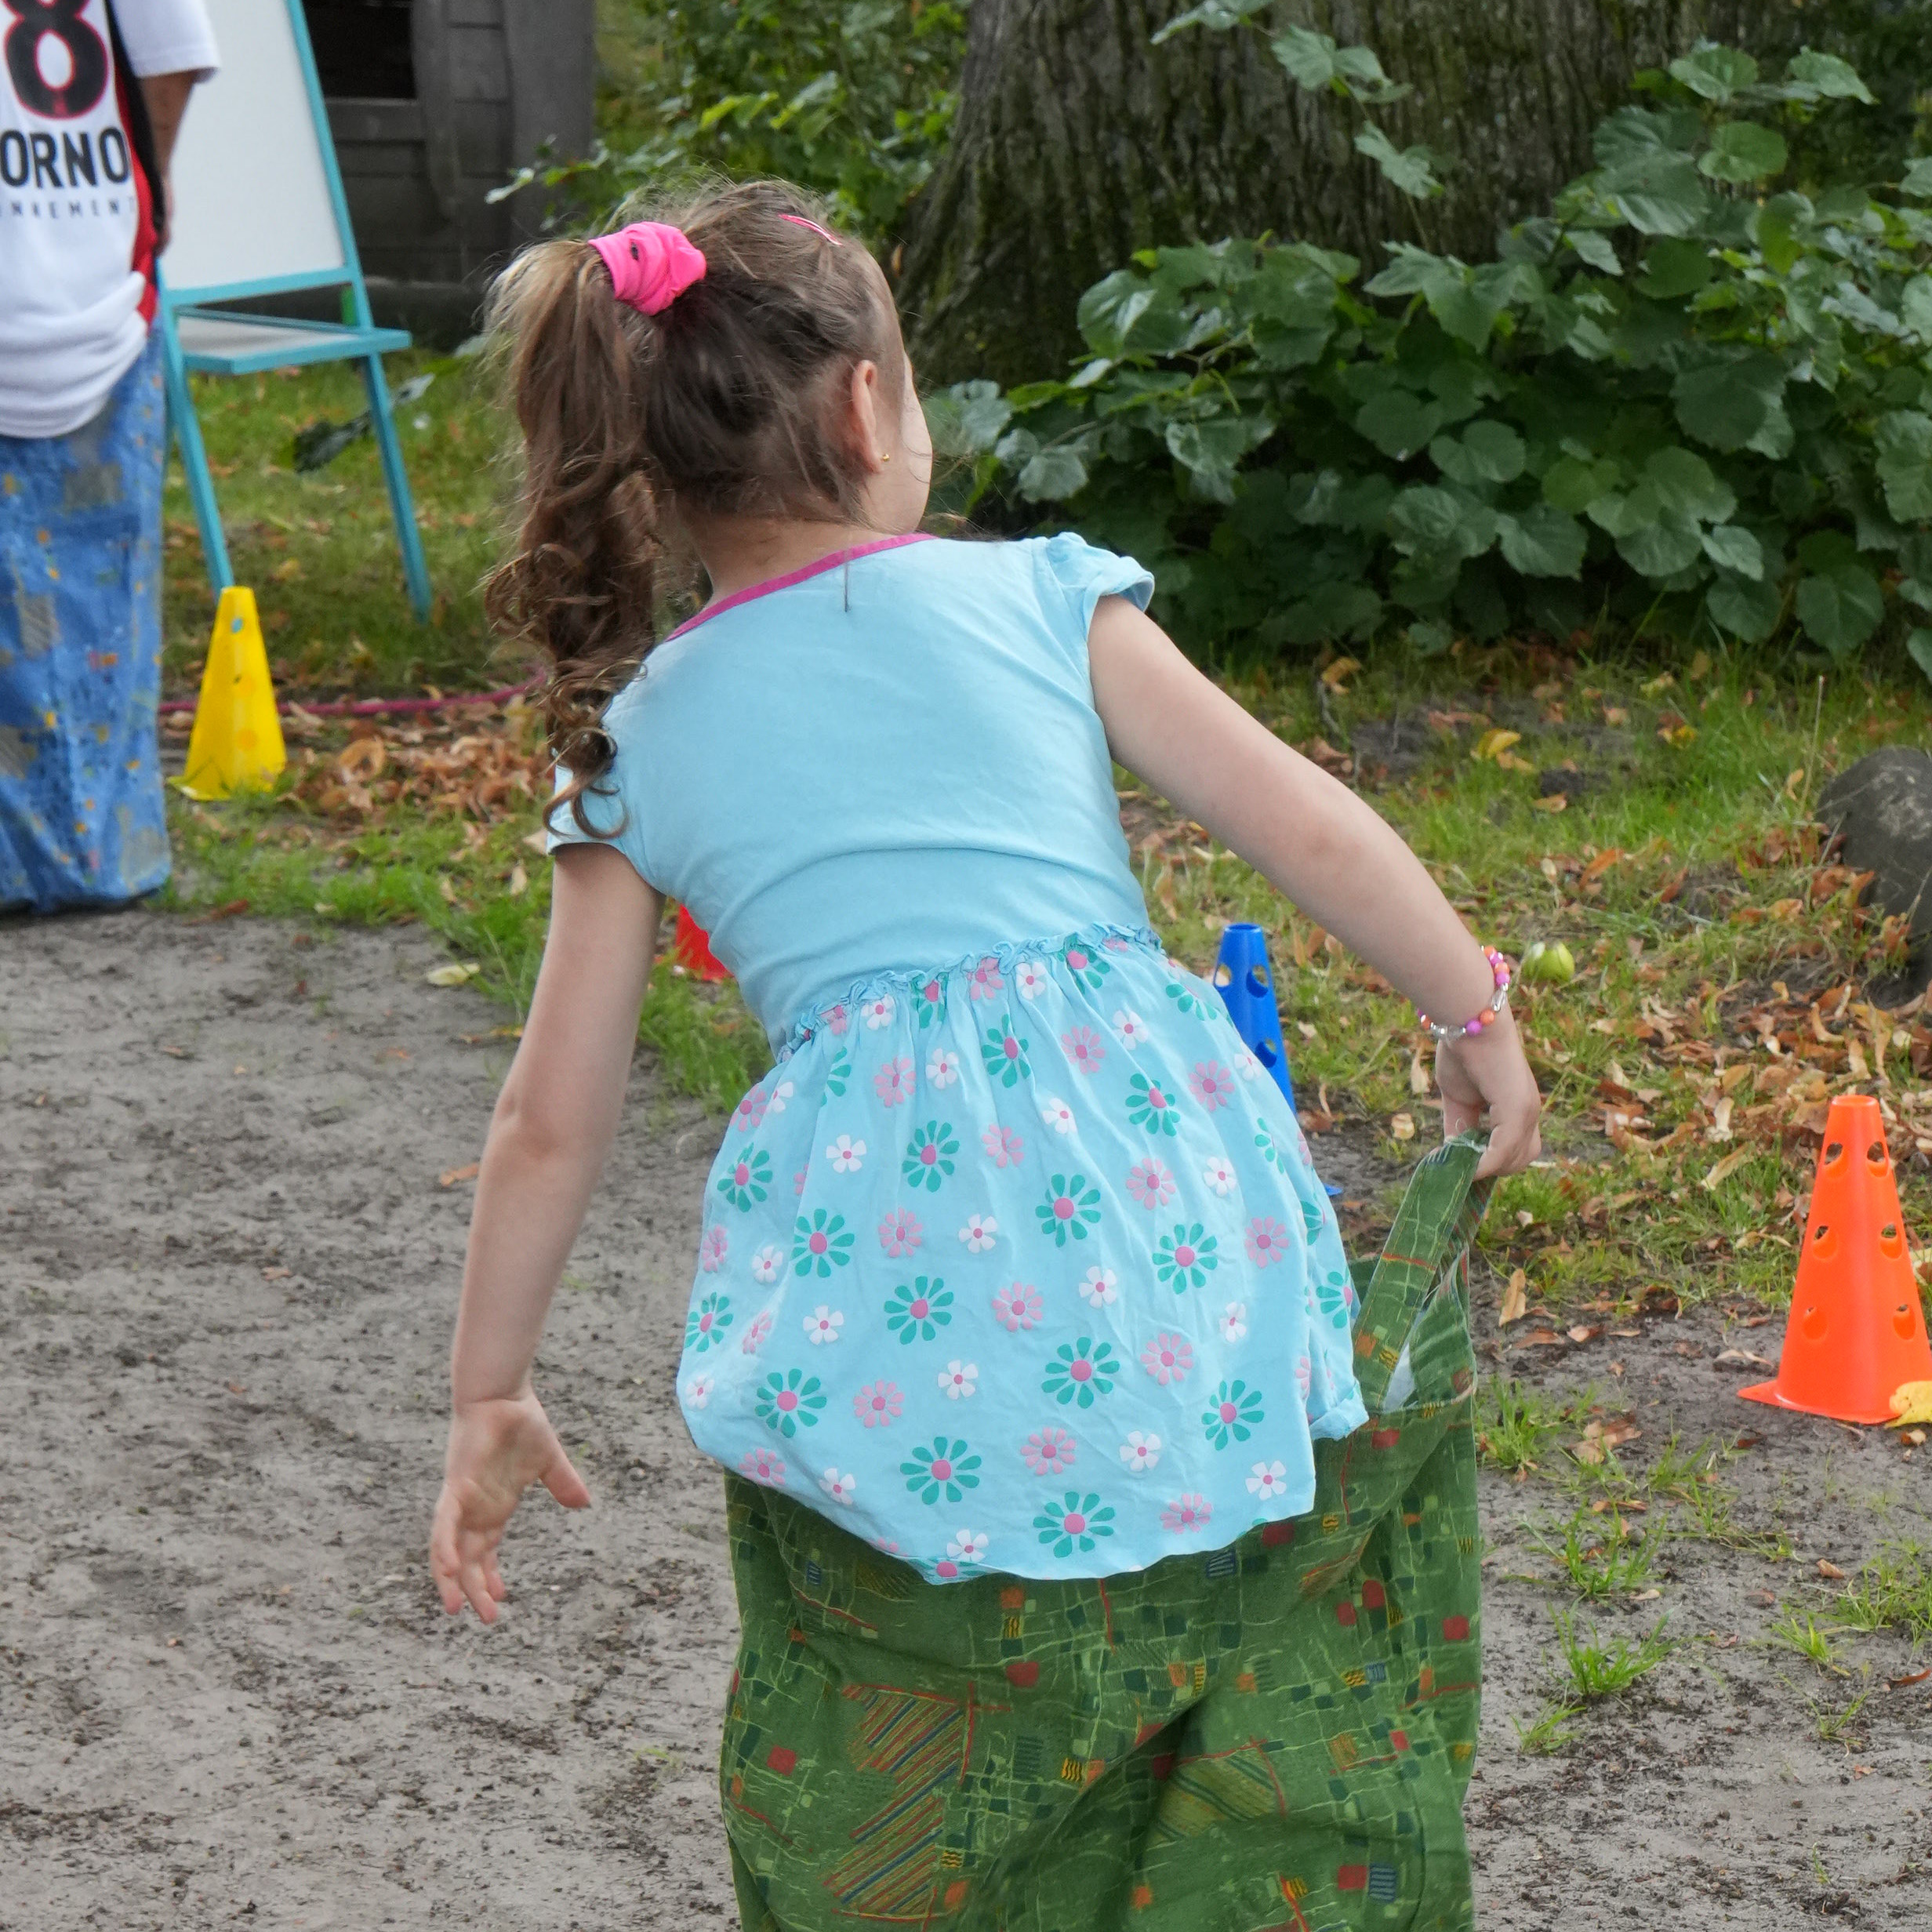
[1114, 1008, 1149, 1048]
[927, 1047, 961, 1089]
[862, 994, 896, 1030]
[1120, 1430, 1162, 1475]
[766, 1079, 795, 1114]
[685, 1373, 714, 1409]
[959, 1214, 999, 1254]
[1220, 1300, 1249, 1343]
[826, 1134, 866, 1174]
[1233, 1049, 1262, 1083]
[819, 1468, 859, 1505]
[1040, 1095, 1077, 1135]
[751, 1243, 785, 1284]
[1014, 960, 1050, 1001]
[1247, 1459, 1290, 1501]
[803, 1305, 844, 1346]
[1078, 1266, 1119, 1309]
[946, 1528, 989, 1564]
[937, 1359, 978, 1400]
[1202, 1155, 1239, 1197]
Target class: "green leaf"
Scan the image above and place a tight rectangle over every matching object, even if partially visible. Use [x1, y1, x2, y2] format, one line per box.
[1387, 485, 1496, 561]
[1462, 420, 1528, 483]
[1698, 122, 1788, 185]
[1355, 390, 1443, 460]
[1786, 49, 1875, 104]
[927, 379, 1011, 456]
[1669, 46, 1759, 104]
[1672, 353, 1788, 454]
[1600, 147, 1709, 236]
[1874, 411, 1932, 522]
[1354, 124, 1443, 201]
[1901, 278, 1932, 346]
[1752, 195, 1807, 275]
[1902, 158, 1932, 202]
[1636, 238, 1712, 298]
[1016, 446, 1089, 502]
[1617, 517, 1704, 578]
[1270, 24, 1338, 89]
[1701, 524, 1764, 580]
[1077, 271, 1152, 358]
[1908, 629, 1932, 684]
[1150, 0, 1271, 43]
[1565, 229, 1622, 275]
[1708, 574, 1781, 641]
[1498, 504, 1588, 577]
[1407, 619, 1454, 657]
[1796, 565, 1884, 658]
[1276, 582, 1384, 644]
[1165, 416, 1272, 477]
[1543, 454, 1622, 514]
[1645, 446, 1736, 525]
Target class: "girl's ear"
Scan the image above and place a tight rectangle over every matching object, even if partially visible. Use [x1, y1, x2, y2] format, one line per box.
[847, 358, 889, 473]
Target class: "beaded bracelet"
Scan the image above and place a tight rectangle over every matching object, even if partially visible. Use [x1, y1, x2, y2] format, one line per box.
[1417, 947, 1513, 1045]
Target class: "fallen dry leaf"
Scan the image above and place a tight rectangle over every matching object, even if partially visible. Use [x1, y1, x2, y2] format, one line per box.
[425, 961, 481, 988]
[1817, 1559, 1847, 1581]
[1472, 728, 1523, 764]
[337, 736, 387, 783]
[1889, 1667, 1931, 1690]
[1715, 1349, 1774, 1369]
[438, 1161, 481, 1187]
[1531, 792, 1568, 813]
[184, 897, 250, 925]
[507, 862, 529, 899]
[1887, 1380, 1932, 1427]
[1389, 1112, 1416, 1142]
[1567, 1324, 1603, 1345]
[1500, 1269, 1528, 1327]
[1702, 1148, 1751, 1190]
[1516, 1327, 1566, 1348]
[261, 1266, 291, 1281]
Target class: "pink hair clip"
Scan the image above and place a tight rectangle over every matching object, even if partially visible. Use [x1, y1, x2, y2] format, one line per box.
[588, 220, 706, 315]
[779, 212, 843, 246]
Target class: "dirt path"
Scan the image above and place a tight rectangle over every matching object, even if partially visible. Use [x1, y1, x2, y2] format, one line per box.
[2, 911, 1926, 1928]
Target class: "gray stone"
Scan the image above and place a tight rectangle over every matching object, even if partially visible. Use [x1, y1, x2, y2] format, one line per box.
[1816, 747, 1932, 969]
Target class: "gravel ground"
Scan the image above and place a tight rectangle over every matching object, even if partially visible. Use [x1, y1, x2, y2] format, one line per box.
[2, 909, 1927, 1929]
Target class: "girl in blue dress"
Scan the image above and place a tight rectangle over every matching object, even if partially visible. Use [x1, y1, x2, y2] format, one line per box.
[431, 183, 1541, 1923]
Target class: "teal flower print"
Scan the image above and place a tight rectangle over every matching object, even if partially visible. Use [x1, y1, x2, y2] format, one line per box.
[884, 1276, 954, 1344]
[1125, 1072, 1182, 1137]
[823, 1048, 851, 1100]
[980, 1014, 1031, 1088]
[1034, 1491, 1115, 1557]
[1042, 1337, 1120, 1408]
[1164, 979, 1207, 1017]
[1154, 1222, 1218, 1291]
[914, 975, 948, 1029]
[792, 1209, 854, 1278]
[1201, 1378, 1265, 1449]
[1061, 937, 1111, 991]
[1254, 1119, 1292, 1174]
[1037, 1171, 1102, 1246]
[685, 1291, 732, 1353]
[902, 1435, 981, 1505]
[1315, 1268, 1353, 1331]
[716, 1143, 772, 1211]
[1301, 1195, 1326, 1242]
[902, 1120, 959, 1193]
[756, 1367, 826, 1438]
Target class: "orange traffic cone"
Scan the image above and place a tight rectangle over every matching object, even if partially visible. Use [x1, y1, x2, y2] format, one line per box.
[674, 905, 731, 982]
[1742, 1095, 1932, 1425]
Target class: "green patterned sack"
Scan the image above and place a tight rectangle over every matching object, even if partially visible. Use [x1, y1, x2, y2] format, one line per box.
[719, 1137, 1491, 1932]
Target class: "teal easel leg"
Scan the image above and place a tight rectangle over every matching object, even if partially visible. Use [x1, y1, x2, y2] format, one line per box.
[359, 354, 432, 619]
[162, 320, 233, 595]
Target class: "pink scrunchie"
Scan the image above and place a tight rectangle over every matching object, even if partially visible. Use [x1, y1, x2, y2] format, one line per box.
[589, 221, 707, 316]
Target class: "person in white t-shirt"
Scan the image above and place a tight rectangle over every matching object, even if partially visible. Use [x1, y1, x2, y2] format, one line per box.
[0, 0, 220, 911]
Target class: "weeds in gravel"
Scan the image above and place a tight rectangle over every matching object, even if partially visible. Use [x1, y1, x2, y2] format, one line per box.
[1836, 1541, 1932, 1640]
[1767, 1608, 1849, 1673]
[1552, 1611, 1679, 1701]
[1807, 1673, 1876, 1751]
[1511, 1700, 1580, 1756]
[1477, 1380, 1574, 1475]
[1529, 1508, 1665, 1601]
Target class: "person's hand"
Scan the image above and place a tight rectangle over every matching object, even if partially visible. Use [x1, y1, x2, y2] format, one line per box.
[1435, 1003, 1542, 1178]
[430, 1391, 590, 1622]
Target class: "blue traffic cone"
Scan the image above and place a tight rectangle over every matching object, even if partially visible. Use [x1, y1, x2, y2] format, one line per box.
[1211, 922, 1296, 1109]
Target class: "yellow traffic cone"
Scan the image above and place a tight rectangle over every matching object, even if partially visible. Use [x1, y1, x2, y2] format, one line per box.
[178, 586, 286, 800]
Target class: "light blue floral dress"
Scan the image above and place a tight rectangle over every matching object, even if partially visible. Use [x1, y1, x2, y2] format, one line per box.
[552, 533, 1365, 1582]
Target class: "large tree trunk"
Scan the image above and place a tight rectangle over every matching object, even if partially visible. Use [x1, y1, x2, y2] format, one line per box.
[897, 0, 1916, 387]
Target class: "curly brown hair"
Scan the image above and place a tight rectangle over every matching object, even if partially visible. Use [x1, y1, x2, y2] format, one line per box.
[483, 180, 902, 833]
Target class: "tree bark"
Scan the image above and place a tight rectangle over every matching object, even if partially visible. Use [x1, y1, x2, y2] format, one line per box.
[897, 0, 1920, 387]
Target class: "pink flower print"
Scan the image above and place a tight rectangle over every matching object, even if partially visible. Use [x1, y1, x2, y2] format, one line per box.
[1062, 1026, 1107, 1076]
[874, 1056, 914, 1108]
[1202, 1155, 1238, 1197]
[1221, 1300, 1249, 1343]
[1126, 1157, 1175, 1210]
[969, 956, 1005, 1002]
[1189, 1060, 1235, 1111]
[854, 1381, 903, 1428]
[927, 1047, 961, 1089]
[740, 1310, 773, 1354]
[825, 1003, 850, 1037]
[732, 1088, 769, 1135]
[1141, 1332, 1193, 1385]
[1246, 1460, 1290, 1502]
[794, 1167, 809, 1197]
[1161, 1493, 1213, 1533]
[982, 1124, 1024, 1168]
[741, 1447, 786, 1486]
[1104, 935, 1131, 953]
[862, 993, 896, 1030]
[878, 1208, 924, 1258]
[1119, 1430, 1162, 1475]
[1113, 1008, 1149, 1049]
[699, 1225, 729, 1273]
[1014, 959, 1050, 1001]
[1295, 1353, 1313, 1398]
[1245, 1217, 1291, 1267]
[991, 1281, 1043, 1332]
[1022, 1426, 1077, 1476]
[819, 1467, 859, 1505]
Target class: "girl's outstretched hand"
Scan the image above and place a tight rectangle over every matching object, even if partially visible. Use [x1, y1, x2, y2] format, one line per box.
[430, 1393, 590, 1622]
[1434, 1006, 1543, 1178]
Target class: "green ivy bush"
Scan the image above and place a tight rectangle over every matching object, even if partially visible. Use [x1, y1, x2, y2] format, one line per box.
[932, 27, 1932, 670]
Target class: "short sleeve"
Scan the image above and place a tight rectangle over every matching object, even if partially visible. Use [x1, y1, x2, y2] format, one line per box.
[116, 0, 221, 78]
[543, 687, 658, 890]
[1037, 532, 1154, 640]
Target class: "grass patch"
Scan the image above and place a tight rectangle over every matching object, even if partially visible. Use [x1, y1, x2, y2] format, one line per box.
[1527, 1507, 1665, 1600]
[1476, 1379, 1573, 1475]
[1837, 1540, 1932, 1640]
[1766, 1608, 1850, 1673]
[1551, 1610, 1679, 1701]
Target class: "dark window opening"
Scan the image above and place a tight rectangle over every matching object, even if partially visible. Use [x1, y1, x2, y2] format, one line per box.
[302, 0, 416, 100]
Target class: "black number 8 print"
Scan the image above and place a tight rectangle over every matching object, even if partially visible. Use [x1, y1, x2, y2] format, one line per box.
[5, 0, 109, 121]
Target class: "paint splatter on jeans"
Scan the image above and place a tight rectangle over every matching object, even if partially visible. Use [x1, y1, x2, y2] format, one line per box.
[0, 331, 169, 910]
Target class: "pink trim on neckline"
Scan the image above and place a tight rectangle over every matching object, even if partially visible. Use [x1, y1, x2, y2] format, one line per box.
[666, 532, 935, 642]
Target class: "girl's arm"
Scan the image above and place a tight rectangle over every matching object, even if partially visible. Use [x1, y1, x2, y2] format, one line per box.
[1088, 595, 1541, 1177]
[431, 843, 660, 1620]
